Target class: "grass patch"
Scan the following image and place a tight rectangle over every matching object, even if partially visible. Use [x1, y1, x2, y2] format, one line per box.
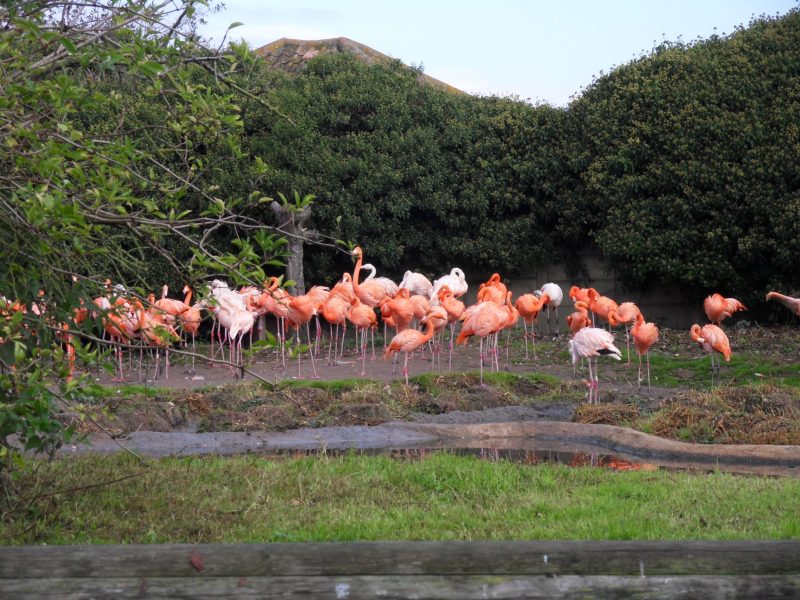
[4, 452, 800, 544]
[279, 378, 365, 394]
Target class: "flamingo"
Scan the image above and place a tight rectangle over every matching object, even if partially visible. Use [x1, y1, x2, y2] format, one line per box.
[430, 268, 468, 304]
[178, 285, 202, 374]
[690, 323, 731, 384]
[361, 263, 399, 297]
[137, 295, 179, 380]
[330, 273, 355, 303]
[351, 247, 388, 308]
[305, 285, 330, 354]
[608, 301, 641, 364]
[399, 269, 433, 298]
[438, 285, 465, 368]
[456, 300, 507, 384]
[225, 300, 256, 378]
[286, 291, 320, 379]
[515, 292, 548, 359]
[500, 293, 520, 368]
[566, 300, 592, 334]
[93, 288, 139, 381]
[352, 247, 388, 358]
[206, 280, 247, 364]
[383, 317, 436, 384]
[568, 327, 621, 404]
[423, 305, 448, 364]
[569, 286, 593, 305]
[766, 291, 800, 317]
[321, 294, 349, 365]
[258, 277, 291, 367]
[409, 293, 431, 326]
[536, 283, 563, 334]
[631, 312, 659, 388]
[154, 285, 189, 328]
[704, 293, 747, 326]
[587, 288, 619, 328]
[381, 288, 415, 334]
[347, 296, 377, 376]
[476, 273, 507, 304]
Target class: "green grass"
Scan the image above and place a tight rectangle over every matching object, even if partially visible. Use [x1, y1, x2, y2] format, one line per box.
[4, 453, 800, 545]
[602, 352, 800, 390]
[279, 378, 365, 394]
[408, 370, 562, 393]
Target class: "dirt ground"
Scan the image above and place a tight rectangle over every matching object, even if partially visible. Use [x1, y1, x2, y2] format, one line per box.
[88, 328, 659, 394]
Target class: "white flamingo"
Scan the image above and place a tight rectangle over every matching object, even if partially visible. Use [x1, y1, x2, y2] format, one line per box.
[535, 282, 563, 334]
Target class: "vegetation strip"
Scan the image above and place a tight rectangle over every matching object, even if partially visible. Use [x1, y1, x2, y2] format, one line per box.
[4, 454, 800, 544]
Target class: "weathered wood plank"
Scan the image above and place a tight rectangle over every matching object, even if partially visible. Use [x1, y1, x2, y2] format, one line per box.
[2, 575, 800, 599]
[2, 541, 800, 579]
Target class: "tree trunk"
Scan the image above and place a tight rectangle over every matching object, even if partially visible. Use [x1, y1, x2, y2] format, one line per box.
[270, 202, 313, 295]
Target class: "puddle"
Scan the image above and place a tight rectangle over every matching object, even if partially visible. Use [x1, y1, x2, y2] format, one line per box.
[223, 441, 800, 477]
[264, 445, 661, 472]
[62, 421, 800, 478]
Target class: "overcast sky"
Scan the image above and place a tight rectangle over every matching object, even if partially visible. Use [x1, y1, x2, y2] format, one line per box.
[199, 0, 797, 106]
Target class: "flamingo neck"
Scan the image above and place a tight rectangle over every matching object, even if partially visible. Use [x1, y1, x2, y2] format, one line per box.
[352, 252, 363, 291]
[421, 319, 436, 343]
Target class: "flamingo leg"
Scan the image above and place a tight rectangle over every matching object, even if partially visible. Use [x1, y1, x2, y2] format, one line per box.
[448, 323, 456, 370]
[279, 317, 286, 368]
[190, 332, 196, 374]
[646, 349, 652, 388]
[522, 321, 529, 360]
[504, 328, 511, 369]
[584, 358, 593, 402]
[403, 352, 410, 385]
[637, 352, 643, 389]
[315, 316, 322, 356]
[308, 323, 319, 378]
[359, 327, 367, 376]
[154, 348, 161, 381]
[594, 359, 600, 403]
[210, 320, 216, 363]
[479, 337, 484, 385]
[327, 324, 334, 365]
[625, 324, 631, 365]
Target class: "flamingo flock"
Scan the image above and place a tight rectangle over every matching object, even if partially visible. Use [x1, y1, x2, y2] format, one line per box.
[3, 246, 797, 405]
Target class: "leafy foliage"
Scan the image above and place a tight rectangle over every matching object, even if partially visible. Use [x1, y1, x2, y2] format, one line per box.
[0, 1, 308, 473]
[569, 10, 800, 301]
[249, 54, 566, 281]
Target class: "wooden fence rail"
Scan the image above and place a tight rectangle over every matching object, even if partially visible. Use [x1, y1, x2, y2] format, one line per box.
[2, 541, 799, 598]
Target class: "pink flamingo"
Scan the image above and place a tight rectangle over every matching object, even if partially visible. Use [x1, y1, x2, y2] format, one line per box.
[384, 317, 436, 384]
[568, 327, 621, 403]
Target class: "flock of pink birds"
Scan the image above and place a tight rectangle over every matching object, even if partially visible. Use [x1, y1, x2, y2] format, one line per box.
[5, 247, 800, 401]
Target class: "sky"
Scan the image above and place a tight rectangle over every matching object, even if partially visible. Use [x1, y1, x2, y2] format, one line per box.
[199, 0, 798, 106]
